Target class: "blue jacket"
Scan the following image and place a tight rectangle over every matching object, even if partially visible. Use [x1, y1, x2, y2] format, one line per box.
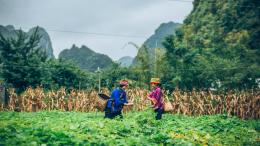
[107, 87, 128, 112]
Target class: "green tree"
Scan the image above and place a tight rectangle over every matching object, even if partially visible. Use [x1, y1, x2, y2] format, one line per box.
[132, 44, 152, 88]
[43, 59, 95, 90]
[162, 0, 260, 90]
[0, 27, 48, 92]
[154, 48, 164, 78]
[101, 63, 135, 89]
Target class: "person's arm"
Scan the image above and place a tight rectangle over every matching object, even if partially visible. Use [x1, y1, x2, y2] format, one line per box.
[114, 91, 128, 106]
[147, 92, 153, 100]
[122, 92, 134, 106]
[122, 92, 128, 104]
[148, 91, 157, 105]
[124, 96, 134, 105]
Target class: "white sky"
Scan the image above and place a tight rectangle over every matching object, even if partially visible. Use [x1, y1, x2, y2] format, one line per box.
[0, 0, 193, 60]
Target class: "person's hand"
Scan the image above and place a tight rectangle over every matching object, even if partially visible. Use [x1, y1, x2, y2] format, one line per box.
[147, 96, 152, 100]
[124, 102, 133, 106]
[151, 98, 157, 105]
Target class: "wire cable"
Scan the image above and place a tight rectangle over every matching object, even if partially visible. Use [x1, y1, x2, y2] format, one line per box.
[167, 0, 260, 9]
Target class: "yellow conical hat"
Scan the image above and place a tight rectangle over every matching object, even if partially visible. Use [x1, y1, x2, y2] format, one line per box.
[150, 78, 160, 84]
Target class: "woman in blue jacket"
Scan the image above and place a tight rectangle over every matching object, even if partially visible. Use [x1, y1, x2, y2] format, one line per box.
[104, 80, 133, 119]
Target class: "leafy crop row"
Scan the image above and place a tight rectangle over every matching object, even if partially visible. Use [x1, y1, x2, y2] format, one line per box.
[0, 111, 259, 145]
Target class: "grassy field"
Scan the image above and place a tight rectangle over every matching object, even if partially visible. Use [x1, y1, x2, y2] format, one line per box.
[0, 110, 259, 146]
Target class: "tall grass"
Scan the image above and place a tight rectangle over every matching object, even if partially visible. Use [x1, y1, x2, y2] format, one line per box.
[1, 87, 259, 119]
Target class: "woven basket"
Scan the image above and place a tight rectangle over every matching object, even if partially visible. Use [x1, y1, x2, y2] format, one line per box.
[164, 102, 174, 112]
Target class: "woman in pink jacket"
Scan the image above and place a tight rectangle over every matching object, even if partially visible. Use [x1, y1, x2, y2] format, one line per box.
[147, 78, 164, 120]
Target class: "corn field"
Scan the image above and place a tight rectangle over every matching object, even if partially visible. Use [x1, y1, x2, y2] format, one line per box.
[0, 87, 259, 119]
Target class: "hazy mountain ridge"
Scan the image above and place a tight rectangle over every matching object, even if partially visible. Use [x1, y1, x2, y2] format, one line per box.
[59, 44, 114, 72]
[133, 21, 181, 64]
[0, 25, 54, 58]
[117, 56, 134, 67]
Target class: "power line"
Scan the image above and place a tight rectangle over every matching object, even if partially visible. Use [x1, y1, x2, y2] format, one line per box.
[167, 0, 260, 9]
[167, 0, 193, 3]
[18, 25, 173, 41]
[44, 29, 148, 39]
[19, 26, 149, 39]
[1, 64, 75, 70]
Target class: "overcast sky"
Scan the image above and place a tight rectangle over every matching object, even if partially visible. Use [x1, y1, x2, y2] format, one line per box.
[0, 0, 193, 60]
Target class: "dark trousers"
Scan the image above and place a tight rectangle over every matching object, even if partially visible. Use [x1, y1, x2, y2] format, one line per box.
[104, 111, 123, 119]
[154, 108, 164, 120]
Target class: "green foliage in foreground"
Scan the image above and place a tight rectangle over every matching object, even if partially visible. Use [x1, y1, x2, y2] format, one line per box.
[0, 111, 259, 146]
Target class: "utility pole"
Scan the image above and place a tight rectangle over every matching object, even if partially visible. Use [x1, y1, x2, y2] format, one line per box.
[78, 81, 81, 91]
[96, 67, 101, 93]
